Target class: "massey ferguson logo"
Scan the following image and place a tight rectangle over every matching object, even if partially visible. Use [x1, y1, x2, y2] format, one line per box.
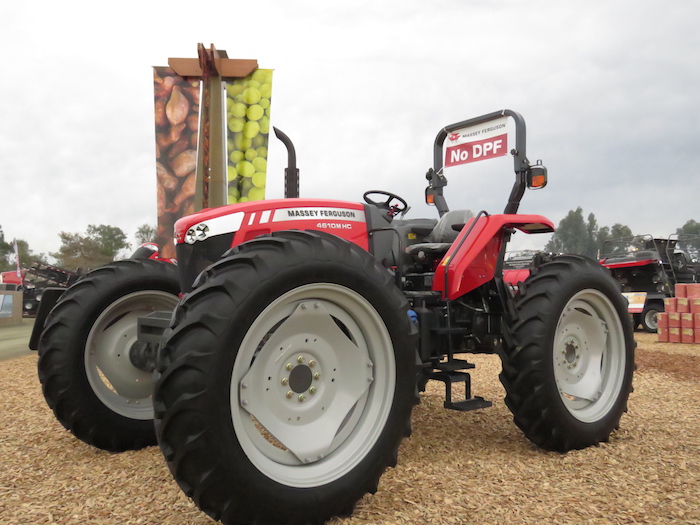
[448, 132, 461, 142]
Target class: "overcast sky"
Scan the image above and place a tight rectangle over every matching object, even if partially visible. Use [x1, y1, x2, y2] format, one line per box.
[1, 1, 698, 262]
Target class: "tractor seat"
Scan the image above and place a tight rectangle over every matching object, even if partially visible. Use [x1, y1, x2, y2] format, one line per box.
[405, 209, 474, 261]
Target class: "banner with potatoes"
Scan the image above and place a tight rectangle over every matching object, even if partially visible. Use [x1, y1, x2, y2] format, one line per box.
[152, 67, 273, 258]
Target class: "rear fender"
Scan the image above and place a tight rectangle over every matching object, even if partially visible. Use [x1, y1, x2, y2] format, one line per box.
[433, 214, 554, 300]
[503, 267, 532, 290]
[130, 243, 178, 264]
[28, 287, 66, 350]
[600, 258, 657, 269]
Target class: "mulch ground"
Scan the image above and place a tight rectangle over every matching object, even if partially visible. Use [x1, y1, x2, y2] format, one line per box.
[1, 333, 698, 524]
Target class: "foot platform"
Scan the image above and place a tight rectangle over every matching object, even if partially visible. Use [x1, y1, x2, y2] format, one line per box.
[428, 371, 492, 412]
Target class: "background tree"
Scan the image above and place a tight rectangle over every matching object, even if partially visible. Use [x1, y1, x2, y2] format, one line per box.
[598, 223, 634, 257]
[15, 239, 48, 267]
[0, 226, 46, 271]
[0, 225, 12, 272]
[51, 224, 130, 270]
[584, 212, 599, 259]
[545, 208, 633, 258]
[676, 219, 700, 258]
[545, 207, 589, 255]
[135, 224, 157, 245]
[595, 225, 610, 254]
[610, 223, 633, 239]
[87, 225, 130, 259]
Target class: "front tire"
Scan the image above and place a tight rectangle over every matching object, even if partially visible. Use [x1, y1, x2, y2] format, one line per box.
[37, 259, 180, 451]
[154, 231, 418, 525]
[500, 255, 636, 452]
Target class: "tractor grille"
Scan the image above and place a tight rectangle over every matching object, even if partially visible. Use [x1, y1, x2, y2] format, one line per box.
[176, 233, 235, 293]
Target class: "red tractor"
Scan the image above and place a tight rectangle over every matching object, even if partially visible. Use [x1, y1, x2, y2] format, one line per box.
[32, 110, 635, 525]
[599, 234, 700, 332]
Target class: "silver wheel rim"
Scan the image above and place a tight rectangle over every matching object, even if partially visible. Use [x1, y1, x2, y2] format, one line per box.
[553, 289, 626, 423]
[231, 283, 396, 488]
[84, 291, 179, 420]
[644, 308, 658, 331]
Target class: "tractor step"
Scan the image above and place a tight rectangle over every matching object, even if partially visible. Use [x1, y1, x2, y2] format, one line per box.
[428, 371, 492, 412]
[434, 358, 475, 372]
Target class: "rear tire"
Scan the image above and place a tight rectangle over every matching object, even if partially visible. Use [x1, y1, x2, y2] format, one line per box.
[37, 259, 180, 451]
[154, 231, 418, 525]
[500, 255, 636, 452]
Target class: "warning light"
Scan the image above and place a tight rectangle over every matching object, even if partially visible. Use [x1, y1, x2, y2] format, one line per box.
[527, 162, 547, 190]
[530, 174, 546, 188]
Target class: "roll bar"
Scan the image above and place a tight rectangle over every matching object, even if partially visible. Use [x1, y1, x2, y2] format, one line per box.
[430, 109, 544, 215]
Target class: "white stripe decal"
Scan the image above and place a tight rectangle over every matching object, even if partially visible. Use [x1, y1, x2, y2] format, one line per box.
[184, 212, 245, 244]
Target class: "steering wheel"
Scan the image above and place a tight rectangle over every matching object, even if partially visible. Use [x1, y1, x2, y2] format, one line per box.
[363, 190, 409, 219]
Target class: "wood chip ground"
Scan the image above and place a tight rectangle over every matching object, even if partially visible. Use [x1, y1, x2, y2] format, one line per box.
[1, 333, 698, 524]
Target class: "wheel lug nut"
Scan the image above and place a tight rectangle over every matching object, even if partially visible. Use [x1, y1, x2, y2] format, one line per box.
[309, 387, 317, 395]
[309, 360, 316, 368]
[281, 378, 289, 386]
[285, 363, 293, 371]
[313, 373, 321, 380]
[297, 356, 304, 364]
[298, 394, 306, 402]
[286, 391, 293, 399]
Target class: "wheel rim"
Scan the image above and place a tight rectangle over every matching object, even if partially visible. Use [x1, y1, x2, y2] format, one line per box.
[85, 291, 179, 420]
[552, 289, 627, 423]
[644, 308, 658, 330]
[231, 283, 396, 488]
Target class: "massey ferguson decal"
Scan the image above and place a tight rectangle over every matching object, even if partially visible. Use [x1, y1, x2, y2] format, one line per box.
[445, 116, 509, 167]
[272, 207, 366, 222]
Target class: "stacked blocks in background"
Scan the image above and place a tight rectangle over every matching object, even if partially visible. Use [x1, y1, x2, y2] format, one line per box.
[658, 283, 700, 343]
